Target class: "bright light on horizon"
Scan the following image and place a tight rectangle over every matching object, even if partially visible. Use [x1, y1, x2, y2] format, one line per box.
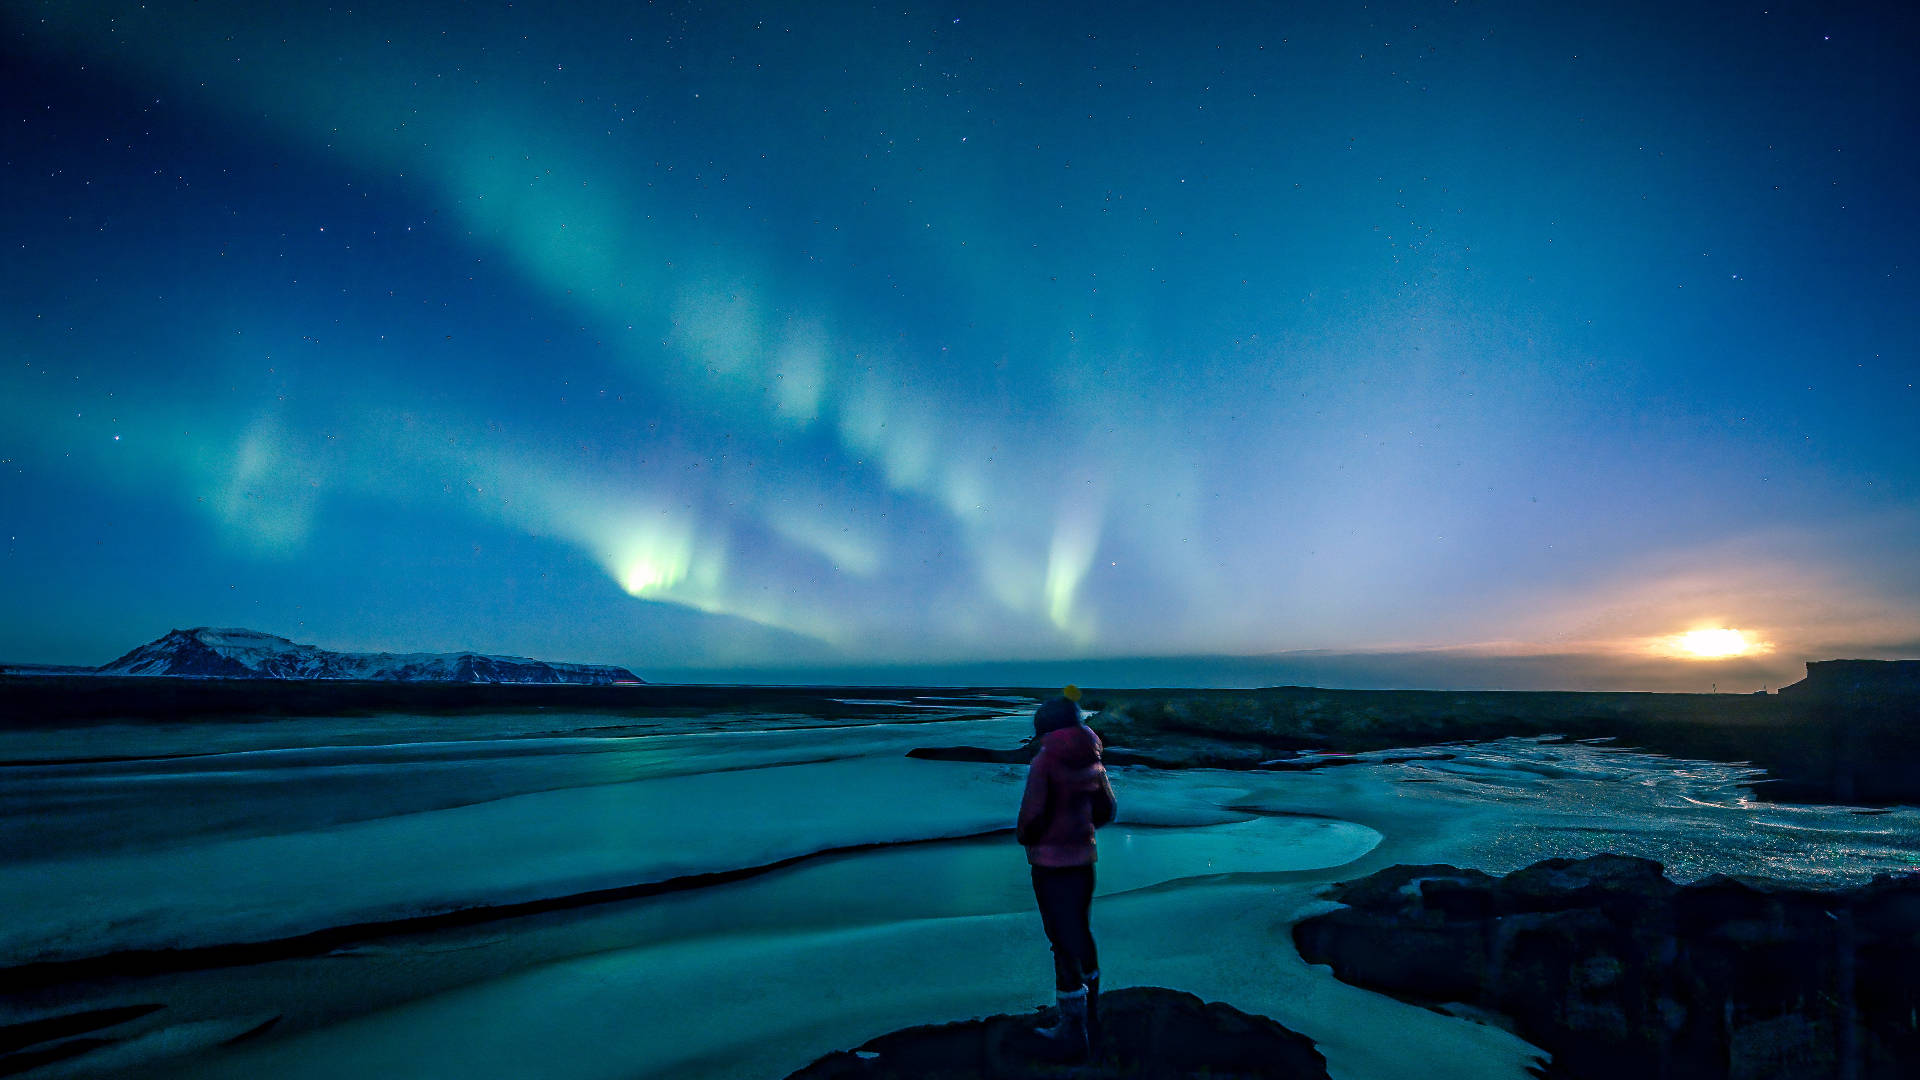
[1663, 627, 1771, 659]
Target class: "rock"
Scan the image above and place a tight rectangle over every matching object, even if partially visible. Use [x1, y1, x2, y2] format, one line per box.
[1777, 659, 1920, 701]
[1498, 854, 1677, 915]
[1325, 863, 1500, 914]
[784, 986, 1329, 1079]
[906, 745, 1033, 765]
[1294, 855, 1920, 1080]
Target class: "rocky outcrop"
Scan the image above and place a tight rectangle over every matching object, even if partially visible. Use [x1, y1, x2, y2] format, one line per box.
[785, 986, 1329, 1079]
[1772, 660, 1920, 803]
[1778, 660, 1920, 701]
[1293, 855, 1920, 1079]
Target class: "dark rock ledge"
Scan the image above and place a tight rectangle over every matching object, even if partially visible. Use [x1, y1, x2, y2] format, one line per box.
[1293, 854, 1920, 1080]
[785, 986, 1330, 1079]
[907, 742, 1455, 772]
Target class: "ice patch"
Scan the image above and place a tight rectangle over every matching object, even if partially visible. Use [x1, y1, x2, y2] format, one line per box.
[1, 756, 1029, 962]
[25, 1016, 279, 1079]
[171, 884, 1541, 1080]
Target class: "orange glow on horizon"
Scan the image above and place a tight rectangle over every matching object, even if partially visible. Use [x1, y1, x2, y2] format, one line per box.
[1655, 627, 1773, 659]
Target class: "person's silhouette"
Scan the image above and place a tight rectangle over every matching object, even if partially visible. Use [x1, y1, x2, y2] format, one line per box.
[1015, 685, 1117, 1061]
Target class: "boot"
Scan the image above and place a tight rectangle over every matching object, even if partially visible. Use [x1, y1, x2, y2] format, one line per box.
[1083, 969, 1101, 1054]
[1033, 985, 1089, 1062]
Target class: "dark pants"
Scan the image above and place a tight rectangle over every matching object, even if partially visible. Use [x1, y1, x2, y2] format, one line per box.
[1031, 864, 1099, 993]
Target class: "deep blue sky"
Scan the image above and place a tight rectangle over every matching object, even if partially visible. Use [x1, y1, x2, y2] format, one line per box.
[3, 1, 1916, 688]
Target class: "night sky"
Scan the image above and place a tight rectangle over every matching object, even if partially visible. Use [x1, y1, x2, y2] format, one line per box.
[3, 1, 1916, 689]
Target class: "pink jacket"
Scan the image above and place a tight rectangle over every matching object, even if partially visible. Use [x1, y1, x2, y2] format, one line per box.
[1016, 724, 1118, 866]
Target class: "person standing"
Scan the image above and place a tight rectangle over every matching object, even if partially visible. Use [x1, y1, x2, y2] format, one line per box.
[1016, 685, 1117, 1061]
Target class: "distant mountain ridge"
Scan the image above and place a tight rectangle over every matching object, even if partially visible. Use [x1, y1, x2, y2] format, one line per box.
[98, 628, 643, 684]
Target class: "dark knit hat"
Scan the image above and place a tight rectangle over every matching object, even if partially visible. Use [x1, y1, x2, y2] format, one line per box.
[1033, 695, 1082, 736]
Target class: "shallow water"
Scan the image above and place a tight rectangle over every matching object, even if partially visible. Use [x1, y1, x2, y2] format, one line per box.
[5, 706, 1920, 1079]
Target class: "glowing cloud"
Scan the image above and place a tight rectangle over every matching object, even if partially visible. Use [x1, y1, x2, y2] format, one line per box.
[1045, 503, 1104, 642]
[215, 415, 321, 554]
[765, 507, 881, 577]
[608, 516, 699, 600]
[1653, 627, 1775, 660]
[770, 327, 829, 423]
[670, 285, 765, 379]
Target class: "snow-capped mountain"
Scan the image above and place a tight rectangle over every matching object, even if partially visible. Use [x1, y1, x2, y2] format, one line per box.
[98, 628, 644, 684]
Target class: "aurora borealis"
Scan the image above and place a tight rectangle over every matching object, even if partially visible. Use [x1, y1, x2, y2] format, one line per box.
[3, 1, 1916, 688]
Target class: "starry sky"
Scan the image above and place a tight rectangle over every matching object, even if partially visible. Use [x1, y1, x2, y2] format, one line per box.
[3, 1, 1916, 689]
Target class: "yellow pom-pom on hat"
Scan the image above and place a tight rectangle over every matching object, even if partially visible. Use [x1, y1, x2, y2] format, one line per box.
[1062, 684, 1082, 702]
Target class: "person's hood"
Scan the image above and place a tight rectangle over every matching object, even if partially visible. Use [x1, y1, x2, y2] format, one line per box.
[1039, 722, 1102, 770]
[1033, 696, 1081, 737]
